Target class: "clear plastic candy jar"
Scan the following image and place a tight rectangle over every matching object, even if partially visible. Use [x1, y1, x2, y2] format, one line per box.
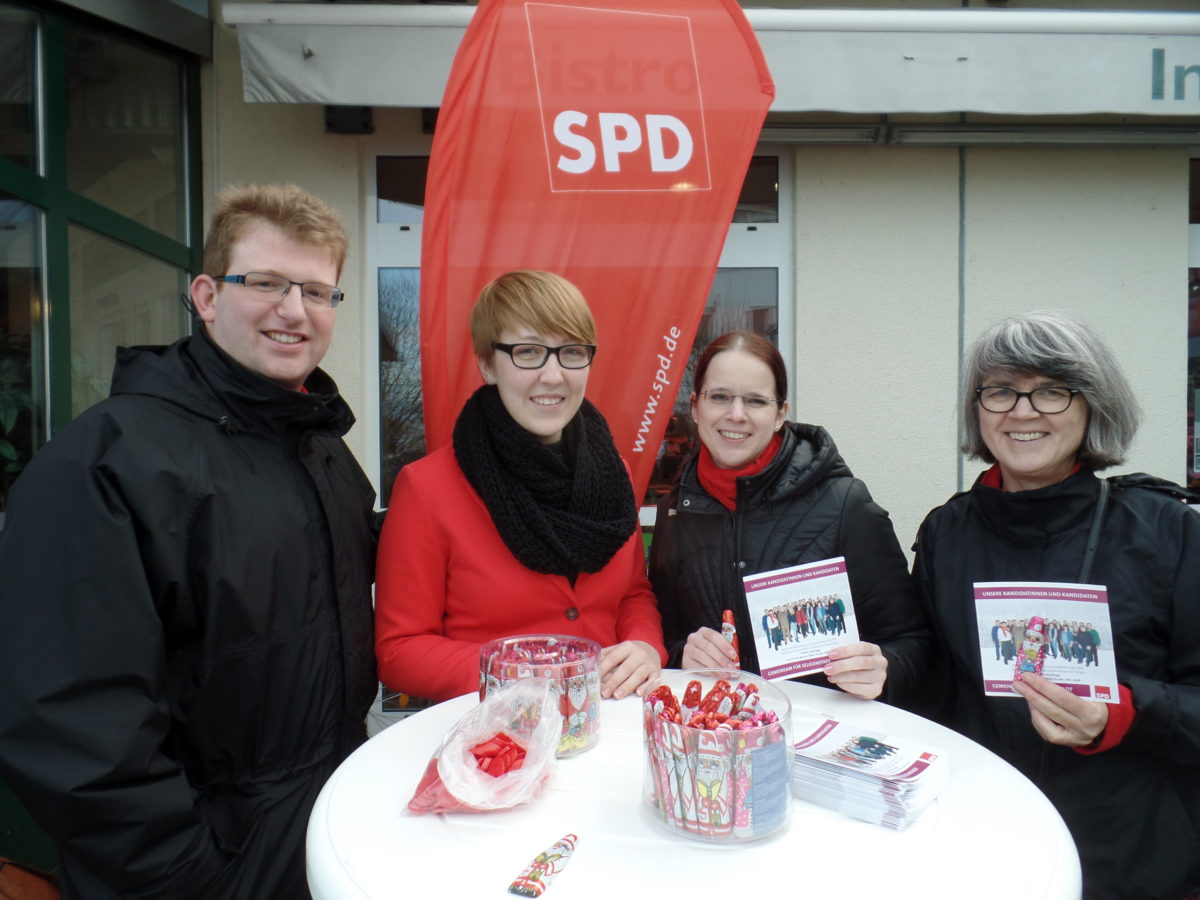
[479, 634, 601, 757]
[642, 668, 792, 842]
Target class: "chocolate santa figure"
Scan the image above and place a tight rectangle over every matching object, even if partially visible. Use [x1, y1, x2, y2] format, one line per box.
[1013, 615, 1048, 682]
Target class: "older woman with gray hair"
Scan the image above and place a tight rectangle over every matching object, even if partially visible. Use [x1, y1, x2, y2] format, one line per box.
[911, 311, 1199, 900]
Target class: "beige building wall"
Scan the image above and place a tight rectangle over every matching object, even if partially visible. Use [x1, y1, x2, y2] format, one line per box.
[961, 147, 1186, 494]
[789, 144, 1188, 549]
[204, 7, 1194, 549]
[791, 145, 962, 549]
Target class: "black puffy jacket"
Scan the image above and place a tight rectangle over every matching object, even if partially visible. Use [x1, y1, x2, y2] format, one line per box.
[649, 422, 929, 704]
[912, 469, 1200, 899]
[0, 328, 378, 899]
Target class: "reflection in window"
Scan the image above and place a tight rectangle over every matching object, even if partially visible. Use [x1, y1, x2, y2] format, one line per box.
[377, 157, 429, 224]
[1189, 268, 1199, 492]
[379, 267, 425, 503]
[0, 195, 43, 521]
[642, 267, 779, 507]
[66, 26, 185, 241]
[733, 157, 778, 224]
[1190, 161, 1200, 492]
[0, 7, 38, 170]
[1190, 160, 1200, 225]
[67, 226, 188, 416]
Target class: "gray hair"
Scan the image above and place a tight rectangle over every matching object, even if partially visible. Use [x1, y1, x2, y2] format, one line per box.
[961, 311, 1141, 470]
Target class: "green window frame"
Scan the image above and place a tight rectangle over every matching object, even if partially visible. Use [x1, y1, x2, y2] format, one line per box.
[0, 2, 203, 441]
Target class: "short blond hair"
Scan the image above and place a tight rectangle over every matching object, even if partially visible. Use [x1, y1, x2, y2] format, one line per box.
[203, 183, 348, 280]
[470, 270, 596, 359]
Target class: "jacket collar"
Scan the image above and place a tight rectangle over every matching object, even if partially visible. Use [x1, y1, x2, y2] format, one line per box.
[111, 326, 355, 438]
[677, 420, 851, 511]
[968, 466, 1100, 546]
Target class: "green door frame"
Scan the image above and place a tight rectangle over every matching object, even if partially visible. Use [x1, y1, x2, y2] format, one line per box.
[0, 3, 203, 439]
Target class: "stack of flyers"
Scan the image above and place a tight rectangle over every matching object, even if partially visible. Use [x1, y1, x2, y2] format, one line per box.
[790, 717, 950, 831]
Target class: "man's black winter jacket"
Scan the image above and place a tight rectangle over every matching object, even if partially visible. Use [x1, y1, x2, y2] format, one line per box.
[0, 328, 377, 899]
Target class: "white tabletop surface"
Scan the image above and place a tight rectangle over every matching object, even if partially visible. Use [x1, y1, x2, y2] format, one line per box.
[308, 679, 1081, 899]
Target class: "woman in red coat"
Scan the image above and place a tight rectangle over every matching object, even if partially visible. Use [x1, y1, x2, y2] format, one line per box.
[375, 270, 666, 702]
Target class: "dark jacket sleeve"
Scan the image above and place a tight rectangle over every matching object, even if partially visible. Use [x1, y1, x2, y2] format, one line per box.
[0, 421, 232, 898]
[1114, 498, 1200, 767]
[648, 493, 690, 667]
[837, 479, 933, 708]
[902, 513, 955, 721]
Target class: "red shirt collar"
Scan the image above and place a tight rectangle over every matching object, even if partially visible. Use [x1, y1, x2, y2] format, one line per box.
[980, 462, 1083, 490]
[696, 432, 784, 510]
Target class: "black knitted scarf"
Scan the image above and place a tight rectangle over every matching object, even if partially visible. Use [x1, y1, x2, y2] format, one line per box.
[452, 385, 637, 576]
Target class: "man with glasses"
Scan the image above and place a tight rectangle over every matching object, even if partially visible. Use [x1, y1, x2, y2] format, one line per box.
[0, 184, 377, 899]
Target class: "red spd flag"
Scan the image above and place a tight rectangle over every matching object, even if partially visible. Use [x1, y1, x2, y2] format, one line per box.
[420, 0, 774, 498]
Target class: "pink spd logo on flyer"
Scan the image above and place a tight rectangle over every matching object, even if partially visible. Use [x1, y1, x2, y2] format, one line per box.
[526, 3, 712, 192]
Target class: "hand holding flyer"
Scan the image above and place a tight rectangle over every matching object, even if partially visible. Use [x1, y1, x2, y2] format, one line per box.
[973, 582, 1119, 704]
[822, 641, 889, 701]
[743, 557, 860, 680]
[1010, 672, 1113, 747]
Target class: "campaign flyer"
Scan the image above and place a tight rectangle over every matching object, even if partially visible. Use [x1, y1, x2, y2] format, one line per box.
[792, 716, 947, 782]
[743, 557, 859, 680]
[973, 581, 1119, 703]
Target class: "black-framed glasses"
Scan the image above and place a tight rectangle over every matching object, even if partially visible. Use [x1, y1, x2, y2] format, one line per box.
[975, 386, 1081, 414]
[215, 273, 345, 309]
[698, 390, 780, 411]
[493, 342, 596, 369]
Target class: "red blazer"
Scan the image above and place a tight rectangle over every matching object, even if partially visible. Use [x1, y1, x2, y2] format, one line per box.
[375, 445, 666, 701]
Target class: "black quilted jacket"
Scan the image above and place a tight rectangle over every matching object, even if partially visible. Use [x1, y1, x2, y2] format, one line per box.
[648, 421, 929, 705]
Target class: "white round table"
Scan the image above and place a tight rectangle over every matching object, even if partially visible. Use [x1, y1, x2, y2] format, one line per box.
[308, 679, 1081, 899]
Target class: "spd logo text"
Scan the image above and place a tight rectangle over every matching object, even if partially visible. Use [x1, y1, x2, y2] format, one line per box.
[526, 4, 711, 192]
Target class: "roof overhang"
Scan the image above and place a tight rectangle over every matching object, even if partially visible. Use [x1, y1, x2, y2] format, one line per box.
[222, 4, 1200, 117]
[68, 0, 212, 58]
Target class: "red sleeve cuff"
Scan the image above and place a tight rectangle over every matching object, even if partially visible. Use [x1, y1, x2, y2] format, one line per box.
[1075, 683, 1135, 754]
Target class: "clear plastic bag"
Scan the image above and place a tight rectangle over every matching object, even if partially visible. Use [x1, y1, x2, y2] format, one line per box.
[408, 678, 561, 814]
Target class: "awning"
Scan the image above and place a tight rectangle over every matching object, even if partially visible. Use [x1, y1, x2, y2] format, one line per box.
[222, 4, 1200, 117]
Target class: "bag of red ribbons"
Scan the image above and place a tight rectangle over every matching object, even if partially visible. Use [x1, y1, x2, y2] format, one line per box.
[408, 678, 561, 814]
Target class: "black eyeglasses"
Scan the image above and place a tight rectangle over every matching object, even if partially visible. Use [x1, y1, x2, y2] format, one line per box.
[493, 342, 596, 369]
[698, 390, 780, 411]
[975, 386, 1081, 414]
[215, 273, 345, 309]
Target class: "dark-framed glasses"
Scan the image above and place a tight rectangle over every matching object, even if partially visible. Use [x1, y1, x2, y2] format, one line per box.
[215, 273, 345, 309]
[975, 386, 1081, 414]
[493, 342, 596, 369]
[699, 390, 780, 411]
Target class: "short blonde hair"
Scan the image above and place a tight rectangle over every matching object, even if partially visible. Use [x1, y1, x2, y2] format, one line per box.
[470, 270, 596, 360]
[203, 183, 348, 280]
